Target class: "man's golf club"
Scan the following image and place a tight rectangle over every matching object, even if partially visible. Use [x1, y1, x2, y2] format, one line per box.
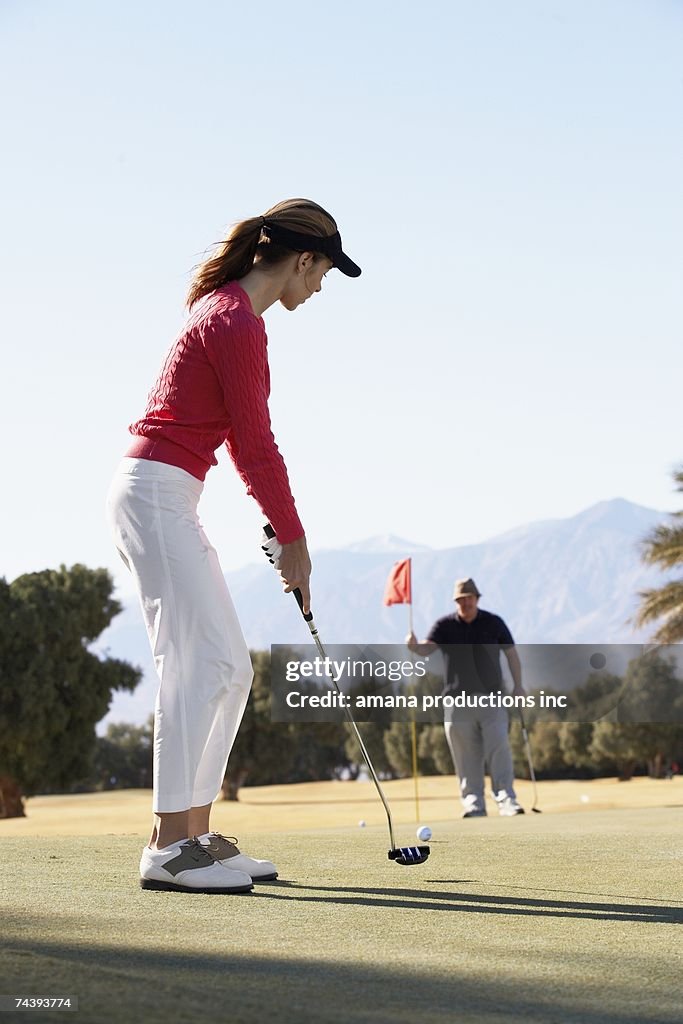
[262, 524, 429, 866]
[518, 707, 542, 813]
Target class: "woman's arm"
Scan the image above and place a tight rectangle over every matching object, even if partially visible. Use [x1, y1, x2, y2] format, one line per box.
[202, 311, 312, 608]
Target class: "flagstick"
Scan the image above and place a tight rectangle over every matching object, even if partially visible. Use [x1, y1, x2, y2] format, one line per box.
[408, 592, 420, 824]
[383, 557, 421, 824]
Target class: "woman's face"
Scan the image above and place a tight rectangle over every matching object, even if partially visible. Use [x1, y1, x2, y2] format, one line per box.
[279, 254, 333, 311]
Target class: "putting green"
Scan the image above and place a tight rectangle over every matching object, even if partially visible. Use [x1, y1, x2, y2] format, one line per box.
[2, 784, 682, 1023]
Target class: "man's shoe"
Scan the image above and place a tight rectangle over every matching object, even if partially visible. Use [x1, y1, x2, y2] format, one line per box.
[198, 832, 278, 882]
[140, 837, 254, 893]
[498, 797, 525, 816]
[462, 809, 487, 818]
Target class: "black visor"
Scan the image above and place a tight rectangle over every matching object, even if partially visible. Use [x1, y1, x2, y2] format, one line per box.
[261, 222, 361, 278]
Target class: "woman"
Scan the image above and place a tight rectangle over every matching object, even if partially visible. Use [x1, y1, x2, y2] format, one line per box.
[106, 199, 361, 894]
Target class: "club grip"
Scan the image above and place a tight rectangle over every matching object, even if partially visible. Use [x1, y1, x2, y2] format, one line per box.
[293, 587, 313, 623]
[262, 523, 313, 622]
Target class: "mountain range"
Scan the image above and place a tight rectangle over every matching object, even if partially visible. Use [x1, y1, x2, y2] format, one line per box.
[95, 498, 674, 729]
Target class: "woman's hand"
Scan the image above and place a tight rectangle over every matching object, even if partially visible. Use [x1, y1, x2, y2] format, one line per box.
[278, 536, 312, 614]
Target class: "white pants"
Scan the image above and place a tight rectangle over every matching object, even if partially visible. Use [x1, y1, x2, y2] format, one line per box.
[105, 458, 253, 813]
[444, 704, 517, 813]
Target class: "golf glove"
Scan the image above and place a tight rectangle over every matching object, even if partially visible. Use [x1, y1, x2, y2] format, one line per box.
[261, 530, 282, 569]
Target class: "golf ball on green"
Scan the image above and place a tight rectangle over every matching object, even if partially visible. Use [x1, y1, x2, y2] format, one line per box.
[416, 825, 432, 842]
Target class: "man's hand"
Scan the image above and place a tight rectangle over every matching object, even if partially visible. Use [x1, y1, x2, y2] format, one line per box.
[278, 536, 312, 614]
[406, 632, 438, 657]
[503, 647, 524, 694]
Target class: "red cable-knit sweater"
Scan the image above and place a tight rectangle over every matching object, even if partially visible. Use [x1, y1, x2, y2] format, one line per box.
[126, 281, 304, 544]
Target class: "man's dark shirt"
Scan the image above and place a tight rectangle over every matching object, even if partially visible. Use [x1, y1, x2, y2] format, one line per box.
[427, 609, 515, 694]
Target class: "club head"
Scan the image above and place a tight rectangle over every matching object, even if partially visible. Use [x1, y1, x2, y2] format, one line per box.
[388, 845, 430, 866]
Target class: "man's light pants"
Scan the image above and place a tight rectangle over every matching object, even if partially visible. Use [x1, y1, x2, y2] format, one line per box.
[444, 703, 517, 813]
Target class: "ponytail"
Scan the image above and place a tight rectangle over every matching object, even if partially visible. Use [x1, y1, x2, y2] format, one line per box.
[187, 216, 263, 309]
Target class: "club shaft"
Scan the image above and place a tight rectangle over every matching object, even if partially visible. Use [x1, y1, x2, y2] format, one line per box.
[304, 618, 397, 850]
[261, 523, 397, 850]
[519, 711, 539, 809]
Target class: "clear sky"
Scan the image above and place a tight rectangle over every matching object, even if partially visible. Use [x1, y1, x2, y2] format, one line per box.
[1, 0, 681, 597]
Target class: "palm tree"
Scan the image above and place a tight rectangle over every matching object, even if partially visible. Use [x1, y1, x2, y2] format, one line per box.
[635, 467, 683, 643]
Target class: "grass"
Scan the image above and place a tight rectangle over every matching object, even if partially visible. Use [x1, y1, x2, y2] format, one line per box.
[2, 778, 683, 1023]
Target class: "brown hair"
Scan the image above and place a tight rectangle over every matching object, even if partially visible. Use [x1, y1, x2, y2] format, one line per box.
[187, 198, 338, 308]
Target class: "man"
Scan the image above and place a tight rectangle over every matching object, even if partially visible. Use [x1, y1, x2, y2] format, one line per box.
[407, 578, 525, 817]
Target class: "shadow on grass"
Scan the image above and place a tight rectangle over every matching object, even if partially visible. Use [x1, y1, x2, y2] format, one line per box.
[256, 881, 683, 924]
[2, 927, 678, 1024]
[476, 882, 683, 905]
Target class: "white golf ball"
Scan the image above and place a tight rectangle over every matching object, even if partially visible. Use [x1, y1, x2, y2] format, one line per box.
[416, 825, 432, 842]
[580, 795, 590, 804]
[358, 820, 366, 828]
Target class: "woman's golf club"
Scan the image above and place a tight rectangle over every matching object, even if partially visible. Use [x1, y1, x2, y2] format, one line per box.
[262, 524, 429, 866]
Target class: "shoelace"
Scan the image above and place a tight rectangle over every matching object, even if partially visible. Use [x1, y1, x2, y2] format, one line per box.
[209, 832, 240, 850]
[186, 836, 222, 864]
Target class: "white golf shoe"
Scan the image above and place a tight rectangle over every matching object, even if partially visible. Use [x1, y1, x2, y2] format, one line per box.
[140, 837, 254, 893]
[497, 796, 525, 816]
[197, 832, 278, 882]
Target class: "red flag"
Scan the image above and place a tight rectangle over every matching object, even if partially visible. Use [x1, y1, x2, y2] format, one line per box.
[383, 558, 412, 606]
